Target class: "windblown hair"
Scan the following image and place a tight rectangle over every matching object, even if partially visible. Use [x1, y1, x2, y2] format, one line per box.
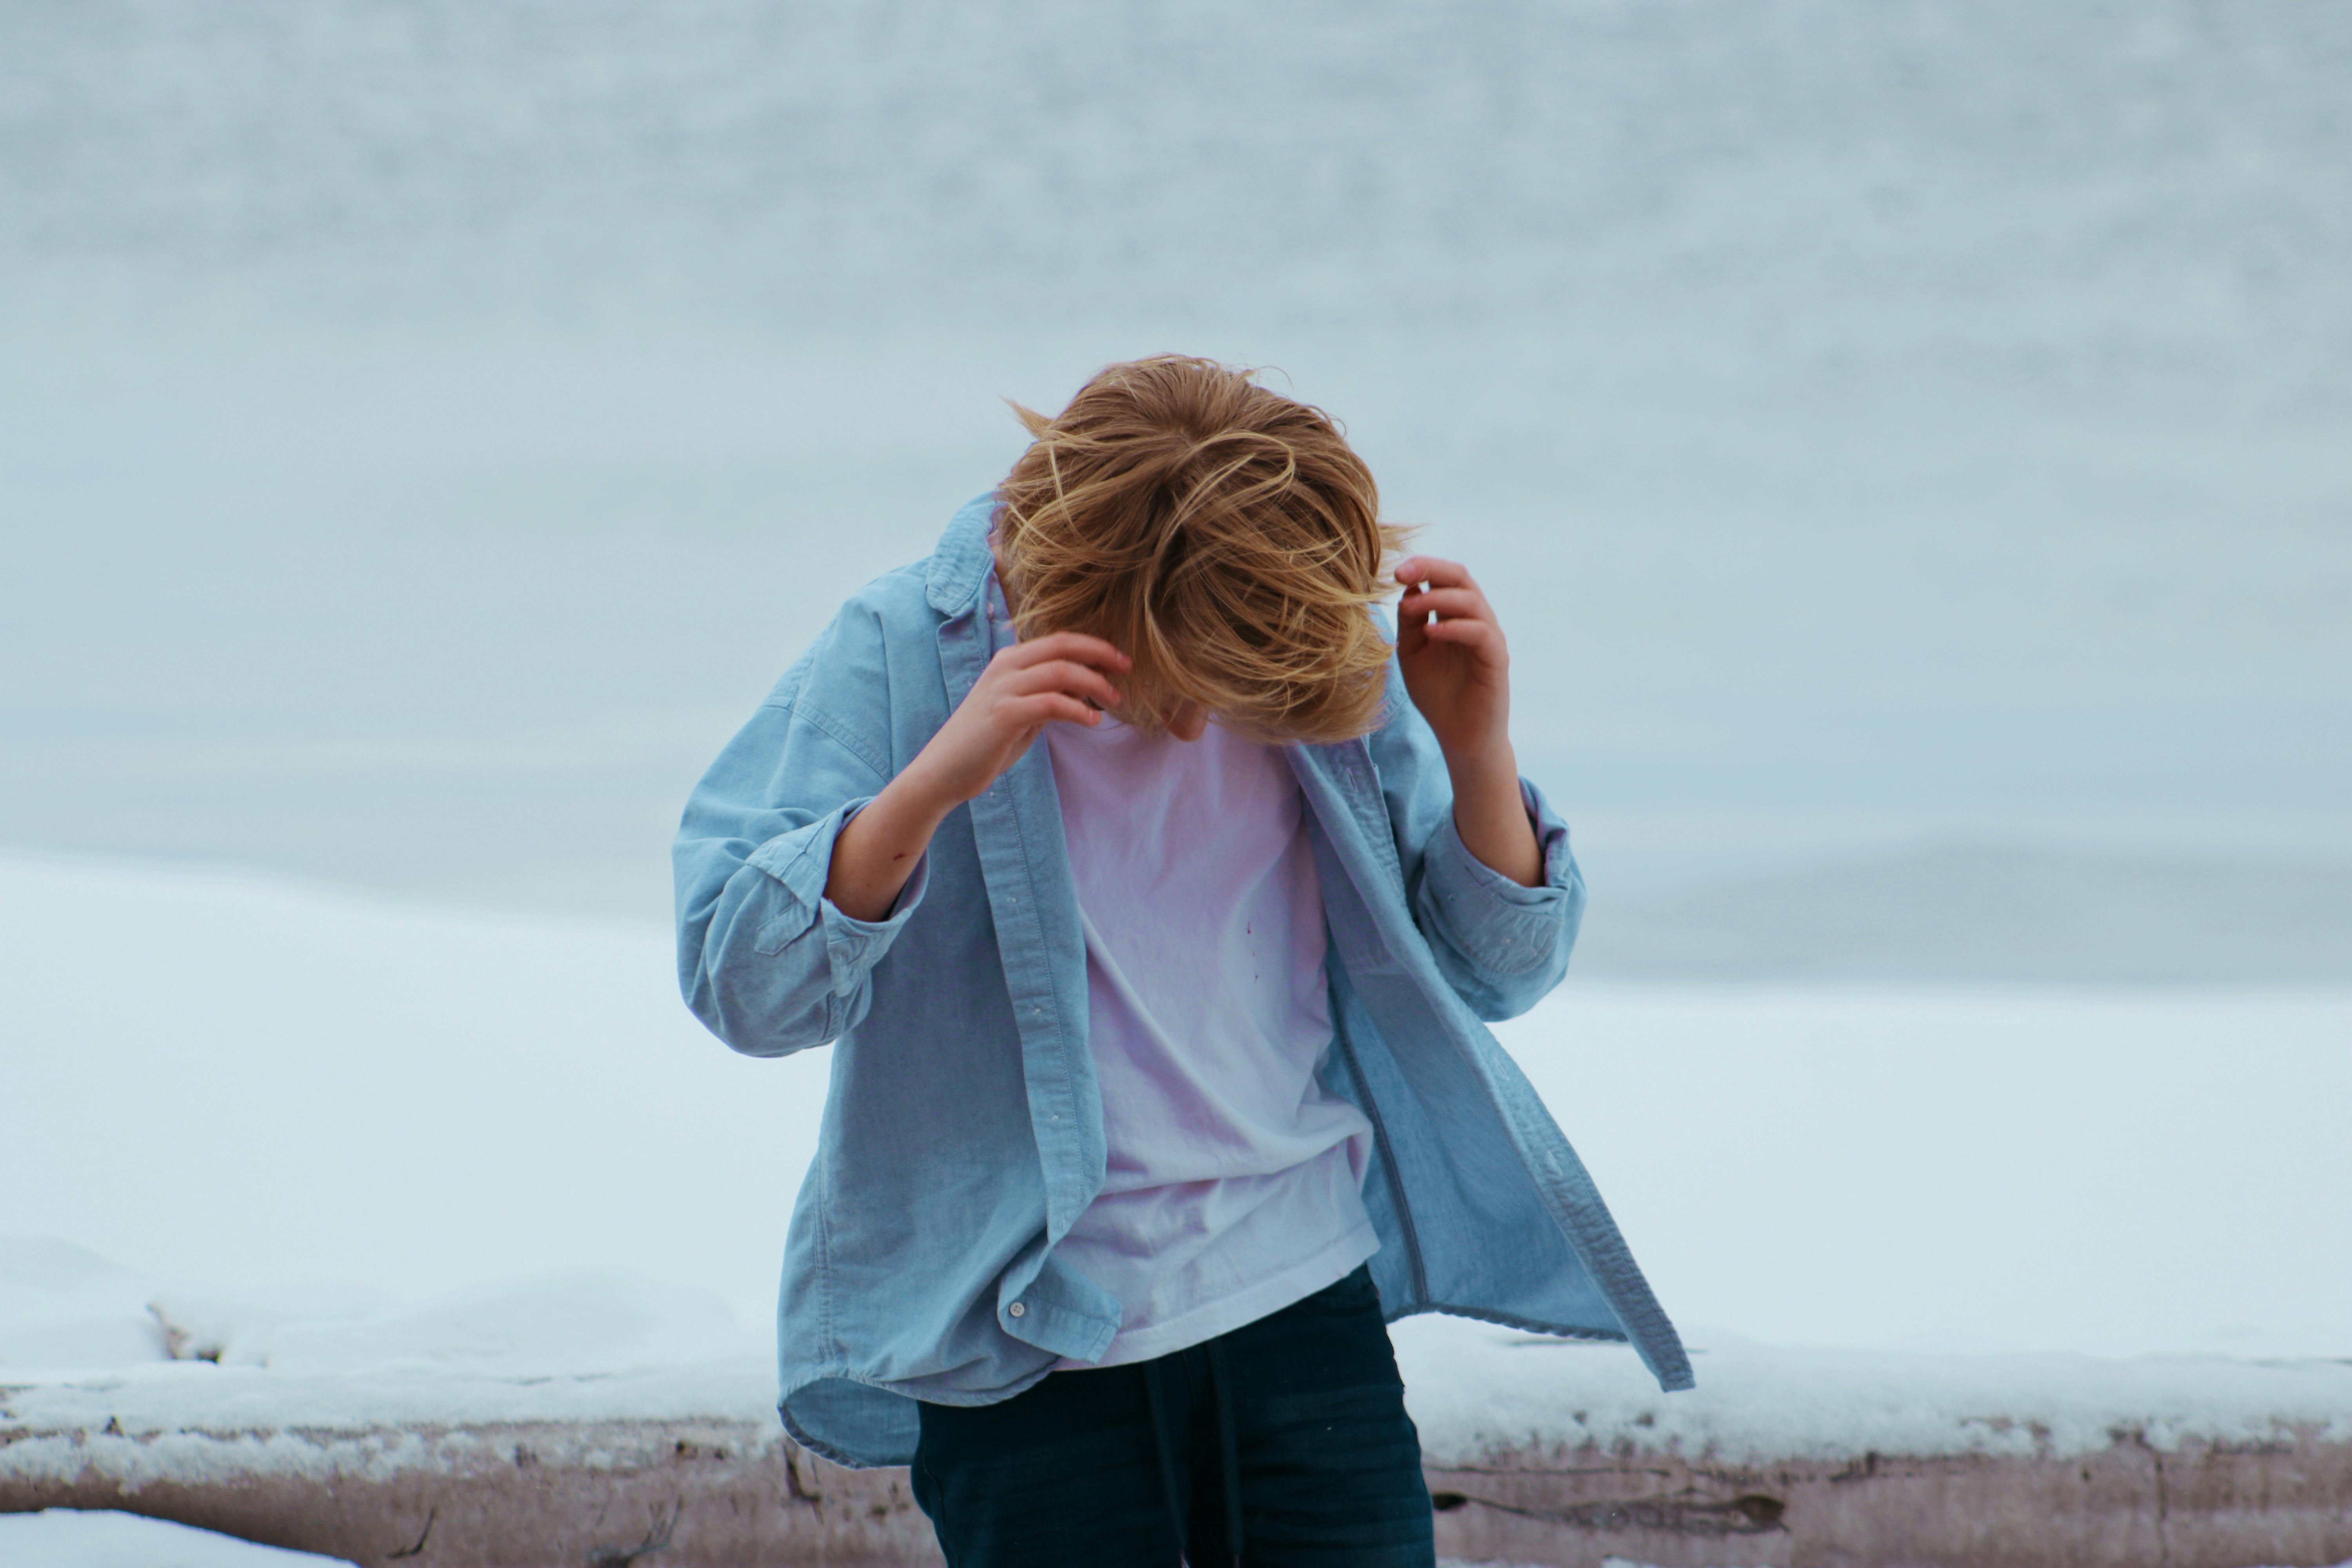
[993, 356, 1407, 744]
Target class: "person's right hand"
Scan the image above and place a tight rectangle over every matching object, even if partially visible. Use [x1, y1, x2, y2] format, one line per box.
[824, 632, 1129, 921]
[902, 632, 1131, 808]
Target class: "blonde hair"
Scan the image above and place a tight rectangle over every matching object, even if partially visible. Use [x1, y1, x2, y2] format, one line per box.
[993, 356, 1407, 744]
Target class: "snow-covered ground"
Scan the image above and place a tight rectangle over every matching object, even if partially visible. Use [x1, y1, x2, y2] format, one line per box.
[0, 1512, 355, 1568]
[5, 852, 2347, 1399]
[8, 1291, 2349, 1475]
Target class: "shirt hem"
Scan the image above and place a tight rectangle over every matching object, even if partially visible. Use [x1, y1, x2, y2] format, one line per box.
[1054, 1219, 1381, 1370]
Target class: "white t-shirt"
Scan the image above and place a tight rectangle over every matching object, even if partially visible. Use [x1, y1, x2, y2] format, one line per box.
[1041, 707, 1379, 1367]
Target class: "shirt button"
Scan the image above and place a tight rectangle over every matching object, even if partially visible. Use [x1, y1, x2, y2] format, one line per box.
[1007, 1302, 1026, 1318]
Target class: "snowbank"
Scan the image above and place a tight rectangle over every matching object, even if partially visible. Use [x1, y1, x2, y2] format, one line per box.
[1391, 1318, 2352, 1467]
[0, 1510, 356, 1568]
[0, 1241, 166, 1371]
[8, 1324, 2349, 1481]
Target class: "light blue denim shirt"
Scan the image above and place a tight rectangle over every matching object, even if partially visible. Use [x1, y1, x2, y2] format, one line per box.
[673, 494, 1692, 1468]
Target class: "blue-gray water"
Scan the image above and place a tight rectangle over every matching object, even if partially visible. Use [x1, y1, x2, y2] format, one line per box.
[3, 0, 2347, 973]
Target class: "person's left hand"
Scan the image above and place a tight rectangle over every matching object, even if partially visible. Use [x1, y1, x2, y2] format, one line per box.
[1394, 555, 1512, 768]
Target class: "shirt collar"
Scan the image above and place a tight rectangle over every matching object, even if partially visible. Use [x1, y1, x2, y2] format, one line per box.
[925, 490, 1001, 615]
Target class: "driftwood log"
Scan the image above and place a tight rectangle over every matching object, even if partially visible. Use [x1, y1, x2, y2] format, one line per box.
[7, 1413, 2351, 1567]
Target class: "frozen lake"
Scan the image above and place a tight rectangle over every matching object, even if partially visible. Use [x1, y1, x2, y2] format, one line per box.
[2, 0, 2347, 976]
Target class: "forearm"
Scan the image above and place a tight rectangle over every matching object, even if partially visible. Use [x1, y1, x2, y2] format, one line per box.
[1445, 743, 1543, 888]
[825, 764, 956, 921]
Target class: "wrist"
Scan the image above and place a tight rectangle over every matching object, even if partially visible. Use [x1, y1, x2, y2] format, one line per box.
[826, 763, 954, 922]
[888, 751, 975, 823]
[1445, 744, 1543, 889]
[1441, 740, 1521, 797]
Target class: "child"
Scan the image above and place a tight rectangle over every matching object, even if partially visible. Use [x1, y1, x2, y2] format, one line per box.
[675, 357, 1688, 1567]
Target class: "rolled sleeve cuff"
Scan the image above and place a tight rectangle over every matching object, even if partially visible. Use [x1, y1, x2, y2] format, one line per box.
[818, 849, 929, 996]
[744, 797, 932, 998]
[1425, 778, 1575, 971]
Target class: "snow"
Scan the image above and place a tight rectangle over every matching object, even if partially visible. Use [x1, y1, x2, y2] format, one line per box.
[0, 1241, 165, 1370]
[145, 1270, 743, 1379]
[5, 1325, 2347, 1483]
[1392, 1317, 2352, 1466]
[9, 854, 2347, 1373]
[1446, 1559, 2352, 1568]
[1462, 1563, 2345, 1568]
[0, 854, 825, 1333]
[0, 1359, 784, 1492]
[6, 1325, 2347, 1511]
[1485, 984, 2352, 1363]
[4, 854, 2350, 1481]
[0, 1511, 355, 1568]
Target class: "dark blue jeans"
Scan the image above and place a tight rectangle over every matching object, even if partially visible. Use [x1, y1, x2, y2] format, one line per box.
[912, 1265, 1436, 1567]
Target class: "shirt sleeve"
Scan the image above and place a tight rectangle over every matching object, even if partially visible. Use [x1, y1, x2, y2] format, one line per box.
[1411, 773, 1586, 1017]
[674, 697, 931, 1058]
[1364, 648, 1587, 1022]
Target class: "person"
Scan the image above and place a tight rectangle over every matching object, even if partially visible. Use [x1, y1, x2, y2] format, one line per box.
[673, 356, 1689, 1567]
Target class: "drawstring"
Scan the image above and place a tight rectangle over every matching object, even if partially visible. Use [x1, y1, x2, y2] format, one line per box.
[1144, 1359, 1189, 1562]
[1143, 1343, 1246, 1566]
[1207, 1338, 1244, 1562]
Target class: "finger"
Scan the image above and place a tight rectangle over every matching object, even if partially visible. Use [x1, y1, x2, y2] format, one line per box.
[1418, 617, 1504, 657]
[1392, 598, 1430, 658]
[1001, 659, 1123, 709]
[1396, 586, 1493, 626]
[1004, 693, 1104, 730]
[1004, 631, 1132, 672]
[1393, 555, 1475, 592]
